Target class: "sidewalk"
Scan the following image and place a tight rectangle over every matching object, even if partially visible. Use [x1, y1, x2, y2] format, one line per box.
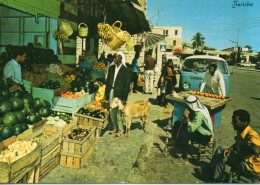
[39, 89, 174, 183]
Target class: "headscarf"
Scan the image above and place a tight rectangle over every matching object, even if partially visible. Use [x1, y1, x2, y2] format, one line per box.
[116, 51, 126, 67]
[185, 95, 214, 138]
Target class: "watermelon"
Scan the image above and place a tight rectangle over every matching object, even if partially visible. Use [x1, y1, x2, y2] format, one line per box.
[26, 114, 41, 125]
[12, 90, 23, 98]
[20, 123, 29, 131]
[38, 107, 52, 117]
[13, 124, 23, 135]
[33, 98, 45, 110]
[0, 88, 9, 101]
[10, 98, 24, 111]
[16, 111, 26, 123]
[22, 95, 33, 107]
[0, 101, 11, 115]
[3, 112, 18, 126]
[0, 125, 14, 140]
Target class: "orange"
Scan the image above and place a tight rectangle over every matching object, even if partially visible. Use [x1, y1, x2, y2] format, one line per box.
[221, 95, 225, 99]
[205, 94, 209, 97]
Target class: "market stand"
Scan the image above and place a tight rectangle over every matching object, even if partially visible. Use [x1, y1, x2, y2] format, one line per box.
[166, 91, 232, 127]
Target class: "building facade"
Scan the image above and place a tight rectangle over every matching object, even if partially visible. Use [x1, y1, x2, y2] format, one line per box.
[151, 26, 182, 66]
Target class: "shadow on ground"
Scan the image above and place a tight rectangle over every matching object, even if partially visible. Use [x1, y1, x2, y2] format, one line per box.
[250, 97, 260, 101]
[152, 118, 170, 129]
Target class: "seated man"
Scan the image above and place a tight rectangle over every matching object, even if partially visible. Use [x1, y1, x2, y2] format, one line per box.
[172, 95, 214, 163]
[200, 109, 260, 182]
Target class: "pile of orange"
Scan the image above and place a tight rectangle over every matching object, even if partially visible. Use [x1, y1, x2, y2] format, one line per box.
[188, 91, 226, 99]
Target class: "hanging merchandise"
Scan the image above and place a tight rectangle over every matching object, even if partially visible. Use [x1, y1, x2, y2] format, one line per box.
[97, 21, 131, 51]
[78, 23, 88, 37]
[59, 20, 73, 36]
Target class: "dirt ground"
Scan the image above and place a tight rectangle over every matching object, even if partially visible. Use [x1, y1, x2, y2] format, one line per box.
[39, 67, 260, 183]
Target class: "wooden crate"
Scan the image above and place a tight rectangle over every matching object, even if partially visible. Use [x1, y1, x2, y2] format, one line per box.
[60, 142, 94, 169]
[27, 118, 47, 132]
[52, 93, 95, 114]
[23, 80, 32, 93]
[39, 145, 60, 180]
[61, 125, 95, 156]
[0, 136, 41, 183]
[18, 125, 61, 180]
[75, 111, 109, 129]
[32, 87, 56, 105]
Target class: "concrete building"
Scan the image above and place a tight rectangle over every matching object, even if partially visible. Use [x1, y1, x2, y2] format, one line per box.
[150, 26, 182, 66]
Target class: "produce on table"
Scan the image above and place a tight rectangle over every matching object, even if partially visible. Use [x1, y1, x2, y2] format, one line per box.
[46, 73, 70, 90]
[64, 73, 76, 82]
[85, 100, 109, 112]
[78, 108, 107, 119]
[46, 63, 64, 76]
[38, 80, 61, 89]
[65, 128, 89, 141]
[0, 141, 38, 163]
[188, 91, 227, 99]
[30, 134, 48, 144]
[92, 62, 106, 72]
[69, 71, 97, 94]
[45, 116, 67, 127]
[53, 111, 73, 124]
[0, 90, 52, 142]
[59, 91, 84, 99]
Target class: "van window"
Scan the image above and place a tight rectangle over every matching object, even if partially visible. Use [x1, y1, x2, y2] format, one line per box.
[183, 58, 228, 74]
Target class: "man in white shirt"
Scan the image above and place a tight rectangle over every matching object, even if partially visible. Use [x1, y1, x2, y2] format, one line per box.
[4, 46, 26, 92]
[105, 52, 131, 137]
[200, 64, 226, 96]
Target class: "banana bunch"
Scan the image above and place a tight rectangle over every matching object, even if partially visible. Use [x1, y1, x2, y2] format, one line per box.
[53, 30, 69, 41]
[97, 23, 113, 42]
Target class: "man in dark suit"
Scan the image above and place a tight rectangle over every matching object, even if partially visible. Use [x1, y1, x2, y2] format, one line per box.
[105, 52, 131, 137]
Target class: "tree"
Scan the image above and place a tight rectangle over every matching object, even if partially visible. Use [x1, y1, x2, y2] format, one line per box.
[244, 45, 253, 53]
[191, 32, 205, 49]
[172, 48, 184, 57]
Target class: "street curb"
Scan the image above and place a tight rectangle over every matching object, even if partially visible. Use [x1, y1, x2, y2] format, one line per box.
[233, 67, 260, 72]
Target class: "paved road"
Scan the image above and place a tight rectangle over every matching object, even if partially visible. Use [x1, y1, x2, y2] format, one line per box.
[39, 67, 260, 183]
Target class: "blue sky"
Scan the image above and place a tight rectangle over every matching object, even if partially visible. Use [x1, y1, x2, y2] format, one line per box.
[146, 0, 260, 52]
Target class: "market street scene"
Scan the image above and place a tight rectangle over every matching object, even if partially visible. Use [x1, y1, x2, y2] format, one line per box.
[0, 0, 260, 184]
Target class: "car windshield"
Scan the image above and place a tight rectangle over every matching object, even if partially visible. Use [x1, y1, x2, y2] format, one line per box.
[182, 58, 228, 74]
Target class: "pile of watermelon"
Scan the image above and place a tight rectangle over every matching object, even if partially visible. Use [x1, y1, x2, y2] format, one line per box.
[0, 88, 53, 142]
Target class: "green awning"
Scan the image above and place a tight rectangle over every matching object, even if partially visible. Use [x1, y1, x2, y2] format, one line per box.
[104, 0, 151, 35]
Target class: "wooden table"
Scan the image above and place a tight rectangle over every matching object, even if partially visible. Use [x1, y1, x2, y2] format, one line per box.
[166, 92, 232, 127]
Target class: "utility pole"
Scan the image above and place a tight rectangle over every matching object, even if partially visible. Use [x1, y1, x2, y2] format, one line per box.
[147, 8, 163, 26]
[229, 28, 240, 65]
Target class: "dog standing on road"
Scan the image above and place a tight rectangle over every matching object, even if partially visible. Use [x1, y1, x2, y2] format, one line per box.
[110, 98, 150, 137]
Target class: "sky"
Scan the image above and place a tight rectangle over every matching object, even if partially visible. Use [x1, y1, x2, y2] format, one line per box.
[146, 0, 260, 52]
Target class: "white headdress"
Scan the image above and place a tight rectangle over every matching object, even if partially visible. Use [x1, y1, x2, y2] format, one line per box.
[116, 51, 126, 66]
[185, 95, 214, 138]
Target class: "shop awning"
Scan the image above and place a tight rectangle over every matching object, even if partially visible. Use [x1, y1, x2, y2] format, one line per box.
[0, 0, 60, 19]
[104, 0, 151, 35]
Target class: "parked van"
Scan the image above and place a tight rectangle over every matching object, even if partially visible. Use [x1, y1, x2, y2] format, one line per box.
[179, 55, 231, 95]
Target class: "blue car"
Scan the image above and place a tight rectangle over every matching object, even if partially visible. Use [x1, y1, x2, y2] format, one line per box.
[180, 55, 231, 95]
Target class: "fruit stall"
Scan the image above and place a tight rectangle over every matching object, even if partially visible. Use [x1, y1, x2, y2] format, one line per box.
[166, 91, 232, 127]
[0, 43, 111, 182]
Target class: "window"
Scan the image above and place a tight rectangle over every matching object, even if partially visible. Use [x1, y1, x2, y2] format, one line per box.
[175, 30, 178, 35]
[163, 30, 168, 35]
[173, 40, 176, 46]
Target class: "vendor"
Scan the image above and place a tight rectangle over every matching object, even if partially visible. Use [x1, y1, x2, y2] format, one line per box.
[200, 64, 226, 96]
[4, 46, 26, 92]
[173, 95, 214, 163]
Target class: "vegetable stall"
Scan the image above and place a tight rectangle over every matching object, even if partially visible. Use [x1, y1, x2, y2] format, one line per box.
[0, 18, 136, 183]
